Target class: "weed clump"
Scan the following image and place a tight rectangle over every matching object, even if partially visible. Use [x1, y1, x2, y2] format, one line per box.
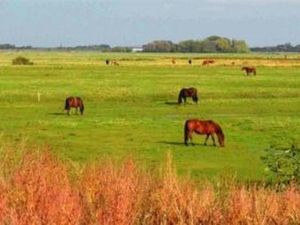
[12, 56, 34, 65]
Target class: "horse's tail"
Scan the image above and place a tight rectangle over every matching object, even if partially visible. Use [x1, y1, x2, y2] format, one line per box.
[184, 120, 189, 145]
[178, 90, 183, 104]
[64, 98, 69, 110]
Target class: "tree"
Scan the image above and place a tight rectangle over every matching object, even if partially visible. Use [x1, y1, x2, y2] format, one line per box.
[216, 38, 231, 52]
[201, 39, 217, 53]
[231, 40, 249, 53]
[177, 40, 202, 52]
[143, 40, 176, 52]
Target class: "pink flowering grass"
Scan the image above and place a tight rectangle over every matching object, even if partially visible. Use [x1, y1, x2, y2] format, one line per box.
[0, 145, 299, 225]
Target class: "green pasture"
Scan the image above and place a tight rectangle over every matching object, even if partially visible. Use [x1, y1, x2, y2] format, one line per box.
[0, 51, 300, 181]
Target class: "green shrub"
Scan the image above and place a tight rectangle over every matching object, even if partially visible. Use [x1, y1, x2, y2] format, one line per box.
[262, 144, 300, 185]
[12, 56, 33, 65]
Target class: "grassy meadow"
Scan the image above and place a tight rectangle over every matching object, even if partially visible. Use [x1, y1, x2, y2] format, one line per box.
[0, 51, 300, 181]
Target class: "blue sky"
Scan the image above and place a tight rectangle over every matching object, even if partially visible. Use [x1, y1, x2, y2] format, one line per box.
[0, 0, 299, 47]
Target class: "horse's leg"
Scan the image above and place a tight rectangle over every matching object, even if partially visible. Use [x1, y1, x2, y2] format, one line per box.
[211, 134, 216, 146]
[184, 97, 187, 103]
[185, 131, 192, 146]
[67, 109, 70, 116]
[204, 134, 209, 145]
[190, 132, 195, 145]
[75, 107, 78, 115]
[187, 131, 194, 146]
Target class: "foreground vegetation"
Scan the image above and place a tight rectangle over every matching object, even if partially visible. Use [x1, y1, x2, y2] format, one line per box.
[0, 51, 300, 182]
[0, 146, 300, 225]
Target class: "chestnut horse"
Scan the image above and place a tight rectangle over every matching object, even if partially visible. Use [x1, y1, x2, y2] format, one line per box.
[65, 96, 84, 115]
[178, 87, 199, 104]
[184, 119, 225, 147]
[242, 66, 256, 76]
[202, 59, 215, 66]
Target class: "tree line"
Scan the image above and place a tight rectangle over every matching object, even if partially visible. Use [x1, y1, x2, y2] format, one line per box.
[251, 43, 300, 52]
[0, 44, 131, 52]
[142, 36, 249, 53]
[3, 37, 300, 53]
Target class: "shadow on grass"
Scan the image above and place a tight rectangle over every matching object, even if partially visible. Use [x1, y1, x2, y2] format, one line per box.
[157, 141, 217, 148]
[48, 112, 66, 116]
[165, 101, 178, 105]
[165, 101, 198, 106]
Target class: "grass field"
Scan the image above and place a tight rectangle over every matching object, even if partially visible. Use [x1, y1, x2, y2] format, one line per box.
[0, 51, 300, 181]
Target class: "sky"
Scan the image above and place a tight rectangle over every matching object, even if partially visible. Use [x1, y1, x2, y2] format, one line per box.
[0, 0, 299, 47]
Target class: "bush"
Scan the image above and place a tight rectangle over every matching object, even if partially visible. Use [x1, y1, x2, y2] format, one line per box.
[262, 144, 300, 186]
[12, 56, 33, 65]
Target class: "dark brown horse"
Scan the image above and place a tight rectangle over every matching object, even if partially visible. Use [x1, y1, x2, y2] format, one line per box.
[178, 87, 199, 104]
[184, 119, 225, 147]
[242, 66, 256, 76]
[188, 59, 192, 65]
[202, 59, 215, 66]
[171, 58, 176, 64]
[65, 97, 84, 115]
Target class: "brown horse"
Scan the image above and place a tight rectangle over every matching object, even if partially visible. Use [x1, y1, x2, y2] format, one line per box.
[242, 66, 256, 76]
[171, 58, 176, 64]
[65, 97, 84, 115]
[184, 119, 225, 147]
[202, 59, 215, 66]
[178, 87, 199, 104]
[188, 59, 192, 65]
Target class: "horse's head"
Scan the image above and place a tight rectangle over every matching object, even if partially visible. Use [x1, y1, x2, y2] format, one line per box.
[216, 128, 225, 147]
[219, 137, 225, 147]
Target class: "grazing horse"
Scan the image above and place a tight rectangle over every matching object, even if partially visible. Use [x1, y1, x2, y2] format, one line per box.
[178, 87, 199, 104]
[171, 58, 176, 64]
[188, 59, 192, 65]
[242, 66, 256, 76]
[105, 59, 110, 65]
[184, 119, 225, 147]
[202, 59, 215, 66]
[65, 97, 84, 115]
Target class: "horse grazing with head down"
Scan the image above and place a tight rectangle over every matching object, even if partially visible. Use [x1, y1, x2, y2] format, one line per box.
[65, 96, 84, 115]
[202, 59, 215, 66]
[242, 66, 256, 76]
[184, 119, 225, 147]
[178, 87, 199, 104]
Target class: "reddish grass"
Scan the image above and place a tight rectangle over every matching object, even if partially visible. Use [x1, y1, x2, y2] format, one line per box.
[0, 147, 299, 225]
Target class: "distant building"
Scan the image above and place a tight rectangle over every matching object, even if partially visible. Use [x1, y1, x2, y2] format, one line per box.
[131, 47, 143, 52]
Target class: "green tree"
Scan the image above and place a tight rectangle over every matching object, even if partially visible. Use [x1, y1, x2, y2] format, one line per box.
[177, 40, 202, 52]
[231, 40, 249, 53]
[216, 38, 231, 52]
[143, 40, 176, 52]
